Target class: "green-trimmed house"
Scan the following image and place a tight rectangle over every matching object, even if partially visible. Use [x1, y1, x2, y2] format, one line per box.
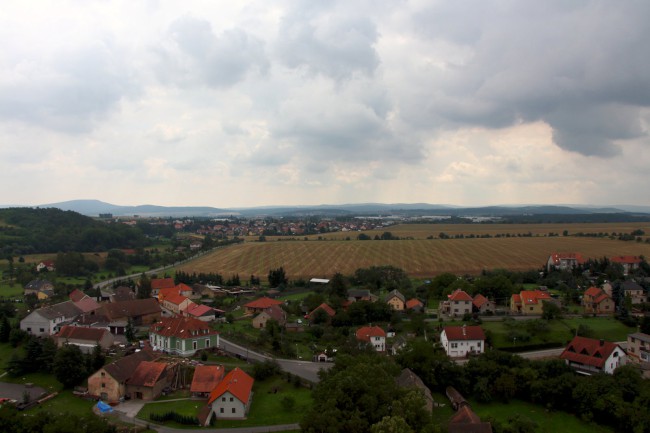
[149, 316, 220, 357]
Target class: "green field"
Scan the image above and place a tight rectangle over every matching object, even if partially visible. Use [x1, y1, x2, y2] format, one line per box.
[482, 316, 634, 349]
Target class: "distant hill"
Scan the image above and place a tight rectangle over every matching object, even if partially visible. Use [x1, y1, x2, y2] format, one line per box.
[22, 199, 650, 218]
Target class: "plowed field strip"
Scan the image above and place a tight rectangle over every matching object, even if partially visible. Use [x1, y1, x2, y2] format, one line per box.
[180, 237, 650, 280]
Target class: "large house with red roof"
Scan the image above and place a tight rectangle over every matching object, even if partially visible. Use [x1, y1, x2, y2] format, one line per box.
[125, 361, 172, 401]
[547, 252, 585, 271]
[610, 256, 642, 276]
[243, 297, 283, 315]
[439, 289, 473, 318]
[560, 336, 626, 375]
[149, 316, 220, 357]
[441, 325, 486, 358]
[472, 294, 495, 314]
[150, 277, 175, 297]
[87, 350, 158, 402]
[510, 290, 553, 315]
[582, 286, 615, 315]
[355, 326, 386, 352]
[161, 293, 193, 315]
[205, 368, 254, 423]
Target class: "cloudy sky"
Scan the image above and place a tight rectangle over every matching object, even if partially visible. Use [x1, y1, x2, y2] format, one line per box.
[1, 1, 649, 208]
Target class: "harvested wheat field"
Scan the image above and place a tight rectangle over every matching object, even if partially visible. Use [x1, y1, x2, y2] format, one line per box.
[179, 235, 650, 280]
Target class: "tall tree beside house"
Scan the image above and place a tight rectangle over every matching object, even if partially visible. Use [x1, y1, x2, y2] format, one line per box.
[137, 273, 152, 299]
[125, 317, 136, 343]
[328, 272, 348, 300]
[91, 344, 106, 371]
[0, 316, 10, 343]
[53, 344, 88, 388]
[268, 267, 288, 287]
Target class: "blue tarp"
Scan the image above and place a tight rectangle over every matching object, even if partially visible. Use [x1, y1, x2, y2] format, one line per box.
[96, 400, 113, 413]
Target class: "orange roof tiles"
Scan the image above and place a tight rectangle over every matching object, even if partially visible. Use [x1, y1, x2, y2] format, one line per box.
[208, 368, 254, 405]
[519, 290, 551, 305]
[448, 289, 473, 302]
[406, 299, 424, 309]
[611, 255, 642, 264]
[244, 297, 283, 310]
[151, 278, 175, 290]
[191, 365, 225, 394]
[355, 326, 386, 342]
[472, 294, 488, 308]
[308, 303, 336, 319]
[584, 286, 603, 298]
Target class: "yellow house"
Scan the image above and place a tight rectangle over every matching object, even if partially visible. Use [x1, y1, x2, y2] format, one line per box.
[511, 290, 553, 315]
[385, 290, 406, 311]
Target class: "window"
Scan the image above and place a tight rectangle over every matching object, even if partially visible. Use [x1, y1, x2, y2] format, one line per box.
[230, 397, 233, 402]
[222, 397, 226, 402]
[232, 408, 236, 414]
[529, 307, 533, 311]
[27, 328, 31, 332]
[220, 408, 224, 413]
[101, 383, 105, 388]
[206, 339, 210, 348]
[451, 343, 458, 349]
[193, 341, 197, 350]
[477, 342, 482, 348]
[40, 328, 45, 333]
[101, 372, 105, 377]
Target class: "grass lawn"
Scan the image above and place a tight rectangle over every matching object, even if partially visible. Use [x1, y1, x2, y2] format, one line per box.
[471, 399, 614, 433]
[0, 282, 23, 298]
[34, 389, 96, 418]
[481, 316, 635, 349]
[137, 375, 312, 429]
[278, 290, 314, 301]
[1, 371, 63, 392]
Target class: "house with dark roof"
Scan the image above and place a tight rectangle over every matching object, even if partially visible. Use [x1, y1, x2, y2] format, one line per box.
[385, 289, 406, 311]
[251, 304, 287, 329]
[191, 365, 225, 398]
[547, 252, 585, 271]
[243, 297, 283, 315]
[582, 286, 615, 315]
[621, 280, 647, 305]
[110, 286, 135, 303]
[560, 336, 626, 375]
[396, 368, 435, 412]
[441, 325, 486, 358]
[125, 361, 172, 401]
[347, 289, 379, 303]
[87, 350, 158, 402]
[355, 326, 386, 352]
[24, 279, 54, 299]
[99, 298, 162, 327]
[55, 325, 114, 352]
[73, 296, 101, 314]
[445, 386, 492, 433]
[149, 316, 220, 357]
[20, 301, 82, 336]
[205, 368, 254, 423]
[439, 289, 473, 317]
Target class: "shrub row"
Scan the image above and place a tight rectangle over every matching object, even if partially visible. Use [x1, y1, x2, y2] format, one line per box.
[149, 411, 198, 425]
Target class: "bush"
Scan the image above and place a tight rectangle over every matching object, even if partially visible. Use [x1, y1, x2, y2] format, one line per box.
[280, 396, 295, 411]
[149, 411, 199, 425]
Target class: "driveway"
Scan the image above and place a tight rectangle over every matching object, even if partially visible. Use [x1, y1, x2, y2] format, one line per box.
[113, 400, 146, 419]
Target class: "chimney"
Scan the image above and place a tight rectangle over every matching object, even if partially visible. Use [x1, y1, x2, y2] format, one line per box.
[462, 324, 466, 336]
[599, 339, 605, 346]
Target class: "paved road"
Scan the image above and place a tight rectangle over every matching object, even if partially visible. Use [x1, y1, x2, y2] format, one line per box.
[219, 338, 332, 383]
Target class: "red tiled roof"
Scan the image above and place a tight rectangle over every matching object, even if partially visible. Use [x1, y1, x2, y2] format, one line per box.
[176, 283, 193, 294]
[208, 368, 254, 405]
[56, 325, 109, 342]
[355, 326, 386, 342]
[244, 297, 283, 310]
[448, 289, 473, 302]
[191, 365, 225, 394]
[594, 293, 611, 304]
[102, 350, 158, 383]
[185, 303, 214, 317]
[443, 326, 485, 341]
[560, 336, 621, 369]
[150, 316, 219, 339]
[610, 255, 642, 265]
[406, 299, 424, 309]
[163, 293, 189, 306]
[126, 361, 167, 387]
[69, 289, 87, 303]
[74, 296, 101, 313]
[308, 303, 336, 319]
[584, 286, 603, 298]
[511, 294, 521, 304]
[519, 290, 551, 305]
[151, 278, 175, 290]
[472, 294, 488, 308]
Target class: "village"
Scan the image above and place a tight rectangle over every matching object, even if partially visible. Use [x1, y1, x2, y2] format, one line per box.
[2, 249, 648, 432]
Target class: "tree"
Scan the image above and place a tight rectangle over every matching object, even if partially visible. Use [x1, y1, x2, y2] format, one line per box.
[53, 344, 88, 388]
[125, 317, 136, 343]
[137, 273, 152, 299]
[370, 416, 414, 433]
[0, 316, 10, 343]
[268, 267, 288, 287]
[91, 344, 106, 372]
[541, 301, 562, 320]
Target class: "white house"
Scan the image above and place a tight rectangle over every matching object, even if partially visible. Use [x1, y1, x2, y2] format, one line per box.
[440, 325, 486, 358]
[560, 336, 627, 375]
[355, 326, 386, 353]
[205, 368, 254, 423]
[20, 301, 82, 336]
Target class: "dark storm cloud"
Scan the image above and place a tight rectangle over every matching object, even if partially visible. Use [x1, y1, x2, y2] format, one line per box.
[155, 16, 269, 88]
[0, 40, 137, 133]
[408, 1, 650, 157]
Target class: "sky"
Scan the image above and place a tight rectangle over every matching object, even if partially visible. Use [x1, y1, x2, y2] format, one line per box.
[1, 1, 649, 208]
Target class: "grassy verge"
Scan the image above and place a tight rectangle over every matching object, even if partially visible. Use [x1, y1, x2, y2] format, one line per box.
[470, 399, 614, 433]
